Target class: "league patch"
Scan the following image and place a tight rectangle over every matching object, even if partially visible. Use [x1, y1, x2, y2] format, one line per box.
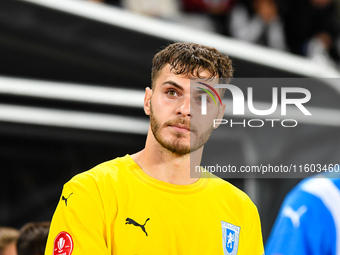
[53, 231, 74, 255]
[221, 221, 240, 255]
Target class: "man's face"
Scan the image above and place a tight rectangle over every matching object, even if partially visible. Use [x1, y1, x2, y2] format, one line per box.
[144, 64, 225, 155]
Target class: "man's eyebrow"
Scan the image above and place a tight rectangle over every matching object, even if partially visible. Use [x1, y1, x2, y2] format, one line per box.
[162, 81, 184, 90]
[195, 88, 213, 94]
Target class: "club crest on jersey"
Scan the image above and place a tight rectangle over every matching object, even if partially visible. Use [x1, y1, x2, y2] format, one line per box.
[221, 221, 240, 255]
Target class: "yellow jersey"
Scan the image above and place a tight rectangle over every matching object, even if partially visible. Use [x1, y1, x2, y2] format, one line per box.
[45, 155, 264, 255]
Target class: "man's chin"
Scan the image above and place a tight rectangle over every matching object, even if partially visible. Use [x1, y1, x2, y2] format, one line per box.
[159, 139, 191, 155]
[153, 128, 192, 155]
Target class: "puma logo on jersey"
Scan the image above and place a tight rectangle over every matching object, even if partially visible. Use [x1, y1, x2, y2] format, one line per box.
[61, 193, 73, 206]
[125, 218, 150, 236]
[283, 205, 307, 228]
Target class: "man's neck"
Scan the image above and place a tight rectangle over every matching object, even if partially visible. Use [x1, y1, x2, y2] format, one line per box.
[131, 139, 203, 185]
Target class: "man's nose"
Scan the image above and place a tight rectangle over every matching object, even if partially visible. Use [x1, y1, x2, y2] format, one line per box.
[176, 95, 191, 117]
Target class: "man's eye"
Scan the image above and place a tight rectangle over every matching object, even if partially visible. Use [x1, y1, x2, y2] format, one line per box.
[195, 94, 210, 102]
[195, 95, 202, 102]
[167, 90, 178, 97]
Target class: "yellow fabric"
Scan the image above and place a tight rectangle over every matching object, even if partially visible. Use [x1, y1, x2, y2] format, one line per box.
[45, 155, 264, 255]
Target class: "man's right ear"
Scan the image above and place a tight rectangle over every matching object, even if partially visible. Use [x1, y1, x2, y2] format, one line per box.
[144, 87, 152, 115]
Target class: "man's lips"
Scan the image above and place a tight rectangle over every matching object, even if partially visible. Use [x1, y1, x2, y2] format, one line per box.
[170, 124, 190, 132]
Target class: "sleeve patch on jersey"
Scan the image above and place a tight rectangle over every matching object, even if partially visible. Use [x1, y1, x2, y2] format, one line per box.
[53, 231, 74, 255]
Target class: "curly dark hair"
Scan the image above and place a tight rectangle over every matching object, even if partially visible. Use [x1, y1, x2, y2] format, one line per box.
[151, 42, 233, 93]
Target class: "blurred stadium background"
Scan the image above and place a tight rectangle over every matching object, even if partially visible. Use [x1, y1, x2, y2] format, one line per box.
[1, 0, 340, 243]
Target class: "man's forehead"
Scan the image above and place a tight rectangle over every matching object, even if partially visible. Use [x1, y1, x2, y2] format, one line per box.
[160, 64, 216, 79]
[192, 78, 220, 89]
[154, 64, 221, 93]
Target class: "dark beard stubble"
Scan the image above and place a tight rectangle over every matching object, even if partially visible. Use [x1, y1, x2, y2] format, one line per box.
[149, 103, 213, 155]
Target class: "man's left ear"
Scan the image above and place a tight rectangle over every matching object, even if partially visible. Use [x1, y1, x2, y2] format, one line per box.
[144, 87, 152, 115]
[214, 103, 226, 129]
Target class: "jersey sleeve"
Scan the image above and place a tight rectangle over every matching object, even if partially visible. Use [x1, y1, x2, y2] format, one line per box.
[244, 202, 265, 255]
[45, 172, 110, 255]
[265, 187, 336, 255]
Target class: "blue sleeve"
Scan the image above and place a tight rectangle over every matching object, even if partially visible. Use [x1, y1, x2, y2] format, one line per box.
[265, 185, 336, 255]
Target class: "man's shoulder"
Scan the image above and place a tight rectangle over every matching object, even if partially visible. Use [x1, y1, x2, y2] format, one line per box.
[281, 174, 340, 218]
[206, 174, 254, 206]
[67, 154, 133, 187]
[291, 174, 340, 200]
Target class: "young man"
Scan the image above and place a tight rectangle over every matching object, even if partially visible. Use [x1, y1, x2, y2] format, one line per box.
[45, 42, 264, 255]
